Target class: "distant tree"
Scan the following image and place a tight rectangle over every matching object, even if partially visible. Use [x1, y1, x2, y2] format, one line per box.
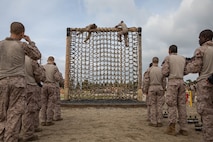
[185, 79, 192, 85]
[186, 79, 192, 83]
[185, 79, 197, 86]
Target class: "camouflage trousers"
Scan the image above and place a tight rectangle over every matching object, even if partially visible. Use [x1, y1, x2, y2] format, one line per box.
[34, 86, 41, 129]
[166, 79, 187, 131]
[196, 79, 213, 142]
[21, 84, 40, 139]
[0, 76, 26, 142]
[40, 83, 57, 123]
[148, 85, 165, 124]
[145, 94, 151, 121]
[53, 87, 62, 120]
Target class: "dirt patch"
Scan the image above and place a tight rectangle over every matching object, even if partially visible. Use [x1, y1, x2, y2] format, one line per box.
[36, 104, 202, 142]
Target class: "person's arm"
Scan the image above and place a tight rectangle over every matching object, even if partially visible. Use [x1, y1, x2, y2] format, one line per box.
[207, 74, 213, 84]
[162, 56, 170, 77]
[185, 48, 203, 74]
[22, 35, 41, 60]
[162, 75, 167, 90]
[143, 69, 150, 94]
[53, 67, 62, 82]
[58, 72, 64, 88]
[115, 22, 121, 28]
[32, 60, 46, 86]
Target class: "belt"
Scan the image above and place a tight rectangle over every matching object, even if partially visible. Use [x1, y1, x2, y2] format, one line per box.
[150, 84, 161, 86]
[168, 78, 183, 80]
[44, 81, 54, 83]
[0, 75, 24, 80]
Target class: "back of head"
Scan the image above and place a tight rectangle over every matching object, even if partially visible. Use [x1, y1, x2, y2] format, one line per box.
[91, 24, 97, 29]
[200, 29, 213, 41]
[152, 57, 159, 64]
[10, 22, 25, 35]
[47, 56, 55, 63]
[169, 45, 178, 53]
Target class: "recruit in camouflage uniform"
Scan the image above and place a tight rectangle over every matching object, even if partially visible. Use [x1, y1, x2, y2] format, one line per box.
[185, 29, 213, 142]
[143, 57, 166, 127]
[33, 62, 45, 132]
[142, 63, 153, 121]
[115, 21, 129, 47]
[0, 22, 41, 142]
[53, 63, 64, 121]
[40, 56, 62, 126]
[20, 55, 45, 141]
[77, 23, 97, 43]
[162, 45, 188, 136]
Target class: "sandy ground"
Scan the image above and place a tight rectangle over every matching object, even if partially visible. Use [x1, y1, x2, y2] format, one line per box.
[35, 102, 203, 142]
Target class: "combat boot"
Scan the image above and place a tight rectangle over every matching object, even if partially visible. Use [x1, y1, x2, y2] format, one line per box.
[35, 127, 42, 132]
[165, 123, 176, 136]
[178, 129, 188, 136]
[157, 123, 163, 127]
[46, 122, 54, 126]
[54, 117, 63, 121]
[148, 122, 157, 127]
[40, 122, 46, 126]
[19, 135, 38, 142]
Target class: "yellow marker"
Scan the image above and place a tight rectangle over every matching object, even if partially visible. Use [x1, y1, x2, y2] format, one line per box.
[189, 91, 192, 107]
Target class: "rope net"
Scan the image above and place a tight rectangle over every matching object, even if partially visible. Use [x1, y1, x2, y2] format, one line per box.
[66, 27, 141, 100]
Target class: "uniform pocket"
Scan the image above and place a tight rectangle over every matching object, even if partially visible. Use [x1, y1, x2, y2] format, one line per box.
[166, 94, 176, 107]
[196, 102, 205, 115]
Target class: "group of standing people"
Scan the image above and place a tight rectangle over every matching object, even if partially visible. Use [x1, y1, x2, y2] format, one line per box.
[0, 21, 212, 142]
[143, 29, 213, 142]
[0, 22, 64, 142]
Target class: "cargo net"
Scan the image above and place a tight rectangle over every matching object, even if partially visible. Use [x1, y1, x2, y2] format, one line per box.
[68, 27, 139, 101]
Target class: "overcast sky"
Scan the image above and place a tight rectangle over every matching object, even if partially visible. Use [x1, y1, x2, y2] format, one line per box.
[1, 0, 213, 81]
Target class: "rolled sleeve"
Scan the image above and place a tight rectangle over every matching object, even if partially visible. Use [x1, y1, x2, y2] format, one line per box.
[23, 42, 41, 60]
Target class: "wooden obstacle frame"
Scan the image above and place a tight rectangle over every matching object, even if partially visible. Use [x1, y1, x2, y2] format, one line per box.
[64, 27, 142, 102]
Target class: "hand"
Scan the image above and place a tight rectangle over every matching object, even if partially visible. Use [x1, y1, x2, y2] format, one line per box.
[23, 35, 31, 43]
[207, 74, 213, 84]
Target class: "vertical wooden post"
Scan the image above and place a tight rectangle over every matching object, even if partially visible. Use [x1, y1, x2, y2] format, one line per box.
[137, 27, 143, 101]
[64, 28, 71, 100]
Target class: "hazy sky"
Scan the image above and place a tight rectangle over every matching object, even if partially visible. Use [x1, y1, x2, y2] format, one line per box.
[1, 0, 213, 81]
